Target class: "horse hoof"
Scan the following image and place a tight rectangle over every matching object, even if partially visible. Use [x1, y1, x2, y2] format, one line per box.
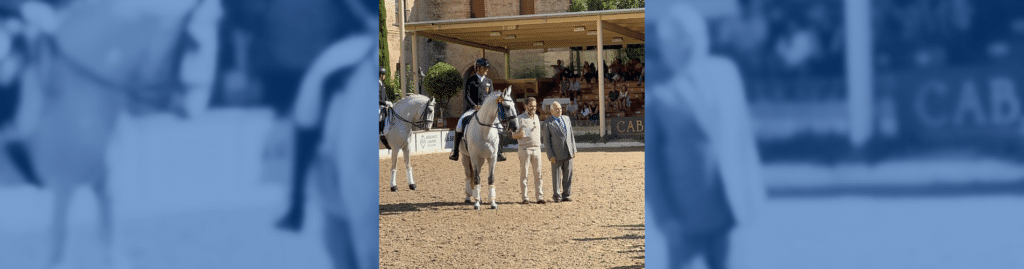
[464, 198, 472, 204]
[409, 184, 416, 191]
[390, 186, 397, 192]
[473, 204, 480, 210]
[490, 204, 497, 210]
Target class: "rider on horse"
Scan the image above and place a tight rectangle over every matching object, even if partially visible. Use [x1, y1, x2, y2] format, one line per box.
[379, 66, 391, 136]
[449, 58, 506, 162]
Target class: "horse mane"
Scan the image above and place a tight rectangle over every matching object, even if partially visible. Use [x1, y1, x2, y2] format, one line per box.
[395, 94, 430, 107]
[393, 94, 432, 123]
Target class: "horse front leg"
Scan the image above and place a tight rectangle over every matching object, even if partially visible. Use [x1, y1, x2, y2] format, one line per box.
[403, 145, 415, 191]
[488, 160, 497, 210]
[47, 186, 74, 269]
[462, 156, 473, 203]
[471, 157, 483, 210]
[388, 146, 399, 192]
[92, 179, 131, 269]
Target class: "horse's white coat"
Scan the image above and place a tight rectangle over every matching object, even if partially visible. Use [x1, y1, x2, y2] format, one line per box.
[460, 87, 517, 210]
[383, 94, 435, 190]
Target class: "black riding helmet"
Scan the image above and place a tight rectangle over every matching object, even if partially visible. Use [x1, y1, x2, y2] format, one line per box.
[475, 58, 490, 67]
[379, 67, 386, 75]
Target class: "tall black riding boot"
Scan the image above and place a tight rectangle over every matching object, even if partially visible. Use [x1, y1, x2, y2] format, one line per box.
[449, 131, 463, 161]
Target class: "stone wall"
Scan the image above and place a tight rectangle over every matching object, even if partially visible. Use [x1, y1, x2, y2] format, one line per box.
[385, 0, 573, 117]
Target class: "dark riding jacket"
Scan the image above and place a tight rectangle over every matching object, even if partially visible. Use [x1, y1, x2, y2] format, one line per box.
[464, 74, 493, 112]
[379, 79, 388, 106]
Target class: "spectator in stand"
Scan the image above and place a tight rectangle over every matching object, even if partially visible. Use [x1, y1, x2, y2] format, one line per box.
[580, 101, 592, 121]
[608, 86, 620, 112]
[619, 86, 630, 112]
[584, 62, 597, 83]
[582, 61, 590, 78]
[608, 59, 623, 83]
[566, 96, 579, 120]
[637, 62, 645, 86]
[554, 60, 566, 96]
[570, 76, 581, 100]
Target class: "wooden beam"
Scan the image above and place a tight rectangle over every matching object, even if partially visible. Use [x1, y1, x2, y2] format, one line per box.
[407, 15, 619, 32]
[503, 39, 644, 51]
[602, 21, 644, 41]
[417, 32, 509, 53]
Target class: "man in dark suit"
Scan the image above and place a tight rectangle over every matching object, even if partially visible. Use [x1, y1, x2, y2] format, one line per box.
[541, 102, 578, 202]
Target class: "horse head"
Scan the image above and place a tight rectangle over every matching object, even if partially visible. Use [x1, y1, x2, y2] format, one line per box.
[494, 86, 517, 133]
[420, 96, 436, 131]
[392, 94, 435, 131]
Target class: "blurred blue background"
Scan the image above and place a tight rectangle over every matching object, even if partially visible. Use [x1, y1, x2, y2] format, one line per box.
[0, 0, 378, 268]
[647, 0, 1024, 268]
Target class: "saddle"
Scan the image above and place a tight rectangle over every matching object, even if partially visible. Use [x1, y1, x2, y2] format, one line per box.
[460, 111, 476, 129]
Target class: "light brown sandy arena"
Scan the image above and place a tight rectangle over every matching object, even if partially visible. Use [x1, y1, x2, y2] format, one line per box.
[380, 147, 645, 269]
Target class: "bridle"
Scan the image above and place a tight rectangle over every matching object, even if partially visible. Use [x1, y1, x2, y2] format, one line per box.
[391, 96, 435, 130]
[475, 95, 515, 130]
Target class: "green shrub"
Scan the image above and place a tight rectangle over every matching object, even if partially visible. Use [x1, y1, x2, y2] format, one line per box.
[423, 62, 462, 116]
[424, 62, 462, 101]
[570, 0, 587, 12]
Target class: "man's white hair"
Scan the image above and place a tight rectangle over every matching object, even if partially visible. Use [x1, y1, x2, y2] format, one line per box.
[651, 2, 709, 68]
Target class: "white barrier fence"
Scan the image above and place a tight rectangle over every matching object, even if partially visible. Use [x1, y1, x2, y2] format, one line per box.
[379, 130, 453, 157]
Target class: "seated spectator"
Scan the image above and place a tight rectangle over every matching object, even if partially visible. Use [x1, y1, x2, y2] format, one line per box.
[608, 87, 620, 111]
[607, 59, 623, 83]
[636, 63, 645, 86]
[618, 87, 626, 110]
[584, 62, 598, 83]
[570, 77, 581, 99]
[580, 101, 592, 121]
[618, 86, 629, 111]
[631, 58, 644, 82]
[588, 101, 598, 121]
[566, 97, 579, 119]
[622, 58, 639, 80]
[553, 60, 566, 95]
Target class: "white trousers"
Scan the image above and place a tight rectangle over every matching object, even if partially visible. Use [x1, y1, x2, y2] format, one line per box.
[518, 147, 543, 201]
[455, 110, 474, 132]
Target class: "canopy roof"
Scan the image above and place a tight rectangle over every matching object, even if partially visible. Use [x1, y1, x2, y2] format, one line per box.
[403, 8, 645, 52]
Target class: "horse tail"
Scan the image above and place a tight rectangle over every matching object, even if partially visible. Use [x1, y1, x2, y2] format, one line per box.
[5, 141, 42, 188]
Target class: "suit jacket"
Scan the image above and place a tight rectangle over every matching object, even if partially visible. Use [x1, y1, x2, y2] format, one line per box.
[541, 115, 577, 161]
[653, 56, 766, 227]
[647, 79, 732, 234]
[464, 74, 493, 112]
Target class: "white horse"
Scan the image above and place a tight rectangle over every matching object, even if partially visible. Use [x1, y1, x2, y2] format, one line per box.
[3, 1, 200, 268]
[382, 94, 435, 192]
[460, 87, 518, 210]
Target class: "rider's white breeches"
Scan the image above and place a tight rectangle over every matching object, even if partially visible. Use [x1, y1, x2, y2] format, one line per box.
[456, 110, 474, 132]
